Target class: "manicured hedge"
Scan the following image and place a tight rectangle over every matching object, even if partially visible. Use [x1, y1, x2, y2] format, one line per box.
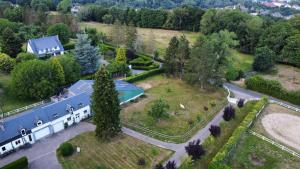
[125, 68, 164, 83]
[0, 156, 28, 169]
[129, 55, 153, 66]
[245, 75, 300, 105]
[131, 63, 159, 70]
[208, 98, 267, 169]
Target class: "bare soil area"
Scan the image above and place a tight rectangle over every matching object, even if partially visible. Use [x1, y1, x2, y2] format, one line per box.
[261, 113, 300, 151]
[262, 64, 300, 91]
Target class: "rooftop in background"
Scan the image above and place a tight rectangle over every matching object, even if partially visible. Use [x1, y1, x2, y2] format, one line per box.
[27, 35, 64, 57]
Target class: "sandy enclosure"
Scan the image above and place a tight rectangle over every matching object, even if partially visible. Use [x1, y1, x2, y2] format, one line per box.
[262, 113, 300, 151]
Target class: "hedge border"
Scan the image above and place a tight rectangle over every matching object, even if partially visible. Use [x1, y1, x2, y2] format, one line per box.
[0, 156, 28, 169]
[245, 75, 300, 106]
[124, 68, 164, 83]
[208, 98, 268, 169]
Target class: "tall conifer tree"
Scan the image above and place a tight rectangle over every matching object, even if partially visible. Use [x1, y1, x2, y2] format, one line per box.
[92, 66, 121, 140]
[74, 34, 100, 75]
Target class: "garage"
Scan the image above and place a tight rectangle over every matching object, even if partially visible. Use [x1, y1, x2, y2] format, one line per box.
[34, 127, 51, 140]
[52, 121, 64, 133]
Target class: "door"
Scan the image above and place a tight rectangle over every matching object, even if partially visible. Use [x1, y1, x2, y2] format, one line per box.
[53, 121, 64, 133]
[74, 114, 80, 123]
[34, 127, 51, 140]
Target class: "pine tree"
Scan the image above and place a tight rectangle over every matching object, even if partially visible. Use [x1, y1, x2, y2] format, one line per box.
[115, 48, 127, 64]
[125, 22, 137, 50]
[50, 57, 65, 86]
[92, 66, 121, 140]
[164, 37, 179, 76]
[1, 28, 22, 58]
[74, 34, 100, 75]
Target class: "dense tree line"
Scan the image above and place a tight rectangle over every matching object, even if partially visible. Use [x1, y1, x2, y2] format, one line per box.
[79, 5, 205, 31]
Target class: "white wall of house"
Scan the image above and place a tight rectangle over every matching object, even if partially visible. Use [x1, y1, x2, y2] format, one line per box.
[11, 138, 24, 149]
[73, 105, 91, 122]
[27, 43, 34, 53]
[0, 142, 14, 155]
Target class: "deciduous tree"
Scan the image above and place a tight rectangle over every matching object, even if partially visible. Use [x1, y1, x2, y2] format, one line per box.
[47, 23, 71, 44]
[253, 46, 275, 72]
[0, 28, 22, 58]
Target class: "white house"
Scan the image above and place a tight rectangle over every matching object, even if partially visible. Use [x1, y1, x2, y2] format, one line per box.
[0, 80, 144, 157]
[27, 35, 64, 58]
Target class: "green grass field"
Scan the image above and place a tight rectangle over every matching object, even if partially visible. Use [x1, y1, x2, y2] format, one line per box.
[0, 73, 35, 112]
[228, 134, 300, 169]
[228, 49, 254, 72]
[121, 75, 227, 142]
[57, 132, 173, 169]
[180, 101, 258, 169]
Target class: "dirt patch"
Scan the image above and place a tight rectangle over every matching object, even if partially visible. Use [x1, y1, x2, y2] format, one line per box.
[248, 153, 265, 166]
[262, 64, 300, 91]
[137, 82, 153, 90]
[261, 113, 300, 151]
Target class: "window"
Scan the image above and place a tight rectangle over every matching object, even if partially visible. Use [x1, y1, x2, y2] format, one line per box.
[67, 117, 71, 121]
[29, 135, 32, 142]
[21, 129, 26, 136]
[84, 110, 88, 114]
[15, 140, 21, 145]
[36, 120, 43, 126]
[2, 147, 6, 151]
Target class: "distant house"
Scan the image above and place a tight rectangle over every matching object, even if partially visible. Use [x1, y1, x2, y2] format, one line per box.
[27, 35, 64, 58]
[0, 80, 144, 157]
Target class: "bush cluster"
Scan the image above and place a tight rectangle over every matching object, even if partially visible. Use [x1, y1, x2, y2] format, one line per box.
[208, 98, 267, 169]
[0, 156, 28, 169]
[245, 75, 300, 105]
[59, 142, 74, 157]
[125, 68, 164, 83]
[0, 53, 15, 73]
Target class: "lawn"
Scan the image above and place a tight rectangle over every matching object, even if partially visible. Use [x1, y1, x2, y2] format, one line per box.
[80, 22, 199, 55]
[228, 133, 300, 169]
[0, 73, 35, 112]
[180, 101, 259, 169]
[261, 64, 300, 91]
[121, 75, 227, 142]
[228, 49, 254, 72]
[57, 132, 173, 169]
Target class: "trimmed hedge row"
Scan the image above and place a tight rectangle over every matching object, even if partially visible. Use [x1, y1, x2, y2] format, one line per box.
[129, 55, 153, 66]
[124, 68, 164, 83]
[0, 156, 28, 169]
[208, 98, 267, 169]
[131, 63, 160, 70]
[245, 75, 300, 105]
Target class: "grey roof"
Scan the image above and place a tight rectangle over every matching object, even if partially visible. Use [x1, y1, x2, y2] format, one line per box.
[0, 92, 90, 145]
[28, 35, 64, 56]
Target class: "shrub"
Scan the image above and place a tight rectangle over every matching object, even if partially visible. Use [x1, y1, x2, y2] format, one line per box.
[124, 68, 164, 83]
[63, 42, 75, 50]
[16, 53, 37, 63]
[225, 67, 240, 81]
[129, 55, 153, 66]
[185, 139, 206, 160]
[148, 98, 170, 120]
[209, 125, 221, 137]
[0, 156, 28, 169]
[204, 106, 208, 111]
[208, 98, 267, 169]
[155, 164, 165, 169]
[165, 161, 177, 169]
[95, 165, 107, 169]
[137, 157, 146, 166]
[237, 99, 245, 108]
[245, 75, 300, 105]
[0, 53, 15, 73]
[223, 105, 235, 121]
[59, 142, 74, 157]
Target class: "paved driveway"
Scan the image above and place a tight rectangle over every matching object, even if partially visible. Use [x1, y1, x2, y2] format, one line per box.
[0, 122, 95, 169]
